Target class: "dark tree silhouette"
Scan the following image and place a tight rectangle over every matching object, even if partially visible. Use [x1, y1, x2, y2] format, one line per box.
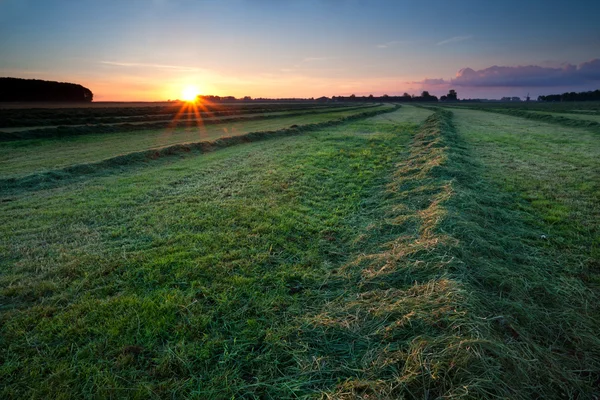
[0, 78, 93, 102]
[538, 89, 600, 102]
[329, 91, 439, 103]
[415, 91, 438, 102]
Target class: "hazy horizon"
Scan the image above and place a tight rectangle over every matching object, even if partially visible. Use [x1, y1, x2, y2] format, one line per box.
[1, 0, 599, 101]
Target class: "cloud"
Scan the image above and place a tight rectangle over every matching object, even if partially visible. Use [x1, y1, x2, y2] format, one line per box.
[302, 57, 332, 63]
[437, 35, 472, 46]
[412, 78, 448, 85]
[100, 61, 201, 72]
[451, 59, 600, 87]
[376, 40, 401, 49]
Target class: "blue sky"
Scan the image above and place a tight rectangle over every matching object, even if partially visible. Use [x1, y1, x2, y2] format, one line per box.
[1, 0, 599, 100]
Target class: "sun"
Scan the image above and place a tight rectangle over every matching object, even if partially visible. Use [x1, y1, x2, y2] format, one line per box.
[181, 85, 200, 102]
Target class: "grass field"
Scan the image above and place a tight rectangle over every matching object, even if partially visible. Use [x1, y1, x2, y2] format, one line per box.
[0, 105, 364, 133]
[1, 103, 599, 398]
[0, 104, 389, 180]
[526, 110, 600, 123]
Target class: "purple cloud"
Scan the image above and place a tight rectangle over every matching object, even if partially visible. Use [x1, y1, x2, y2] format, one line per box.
[410, 78, 448, 85]
[451, 59, 600, 87]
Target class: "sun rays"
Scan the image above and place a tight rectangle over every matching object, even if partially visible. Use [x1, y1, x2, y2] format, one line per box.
[165, 90, 218, 142]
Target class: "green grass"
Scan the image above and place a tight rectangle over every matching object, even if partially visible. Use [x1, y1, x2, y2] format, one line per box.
[448, 101, 600, 114]
[364, 104, 434, 125]
[1, 105, 599, 398]
[0, 107, 420, 398]
[526, 110, 600, 123]
[448, 103, 600, 133]
[306, 108, 600, 398]
[0, 104, 365, 133]
[452, 108, 600, 235]
[447, 108, 600, 396]
[0, 105, 390, 179]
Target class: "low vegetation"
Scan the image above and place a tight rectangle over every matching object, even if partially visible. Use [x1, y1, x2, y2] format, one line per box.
[1, 103, 598, 398]
[0, 104, 391, 180]
[452, 105, 600, 132]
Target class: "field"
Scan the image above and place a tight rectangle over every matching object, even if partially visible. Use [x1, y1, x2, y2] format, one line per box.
[1, 101, 599, 398]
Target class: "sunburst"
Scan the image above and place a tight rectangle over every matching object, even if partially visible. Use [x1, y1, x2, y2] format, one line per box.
[181, 85, 200, 102]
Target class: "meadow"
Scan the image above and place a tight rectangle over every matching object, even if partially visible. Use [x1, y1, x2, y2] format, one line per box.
[0, 101, 599, 398]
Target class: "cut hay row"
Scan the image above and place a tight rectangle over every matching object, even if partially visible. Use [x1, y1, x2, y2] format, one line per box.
[0, 105, 394, 179]
[298, 109, 600, 398]
[0, 102, 338, 128]
[526, 110, 600, 124]
[0, 104, 380, 141]
[1, 106, 597, 398]
[0, 105, 399, 192]
[459, 106, 600, 132]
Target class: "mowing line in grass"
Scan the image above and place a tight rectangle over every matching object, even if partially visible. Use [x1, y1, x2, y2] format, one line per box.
[0, 105, 393, 180]
[292, 109, 600, 398]
[453, 105, 600, 132]
[0, 106, 398, 193]
[0, 104, 379, 139]
[2, 107, 597, 398]
[0, 109, 416, 398]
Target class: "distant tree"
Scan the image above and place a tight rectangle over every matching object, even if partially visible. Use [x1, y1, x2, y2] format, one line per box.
[440, 95, 448, 101]
[419, 91, 438, 102]
[447, 89, 458, 101]
[537, 89, 600, 102]
[0, 77, 93, 102]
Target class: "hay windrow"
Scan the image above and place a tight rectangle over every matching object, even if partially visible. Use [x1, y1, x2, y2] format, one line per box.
[298, 109, 600, 398]
[0, 106, 399, 193]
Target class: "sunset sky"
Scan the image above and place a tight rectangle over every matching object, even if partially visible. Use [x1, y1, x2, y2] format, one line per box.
[1, 0, 599, 101]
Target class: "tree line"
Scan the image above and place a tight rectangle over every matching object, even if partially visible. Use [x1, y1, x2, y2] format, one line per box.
[0, 77, 93, 102]
[331, 90, 457, 103]
[196, 90, 459, 103]
[538, 89, 600, 102]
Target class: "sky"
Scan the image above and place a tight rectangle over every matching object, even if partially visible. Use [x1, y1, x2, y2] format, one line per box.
[1, 0, 599, 101]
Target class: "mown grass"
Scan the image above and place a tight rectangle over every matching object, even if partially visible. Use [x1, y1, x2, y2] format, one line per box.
[0, 102, 338, 128]
[0, 106, 397, 192]
[449, 101, 600, 115]
[2, 106, 599, 398]
[284, 109, 600, 398]
[0, 105, 390, 179]
[0, 105, 359, 133]
[0, 108, 422, 398]
[450, 104, 600, 133]
[526, 110, 600, 123]
[446, 108, 600, 396]
[364, 104, 434, 125]
[0, 104, 376, 139]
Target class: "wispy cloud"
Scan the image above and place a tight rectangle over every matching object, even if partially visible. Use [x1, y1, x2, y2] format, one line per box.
[302, 57, 334, 63]
[436, 35, 472, 46]
[101, 61, 201, 72]
[376, 40, 402, 49]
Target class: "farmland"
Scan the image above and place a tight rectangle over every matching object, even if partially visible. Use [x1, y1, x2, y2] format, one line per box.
[1, 101, 599, 398]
